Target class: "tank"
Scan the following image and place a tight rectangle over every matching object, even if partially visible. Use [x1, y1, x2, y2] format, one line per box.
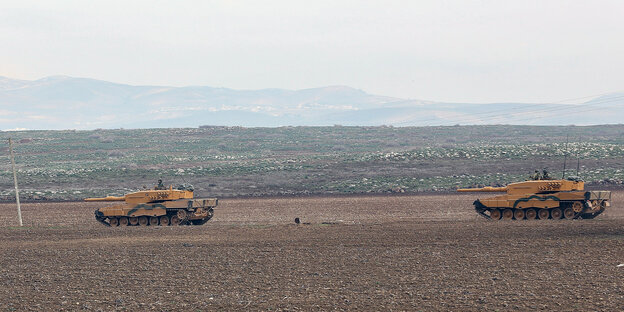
[457, 177, 611, 220]
[85, 184, 217, 227]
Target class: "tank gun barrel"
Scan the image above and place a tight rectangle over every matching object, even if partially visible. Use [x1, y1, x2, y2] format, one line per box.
[84, 196, 126, 202]
[457, 186, 508, 192]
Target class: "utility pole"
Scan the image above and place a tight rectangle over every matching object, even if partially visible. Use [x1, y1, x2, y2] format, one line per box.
[562, 134, 569, 179]
[8, 138, 23, 226]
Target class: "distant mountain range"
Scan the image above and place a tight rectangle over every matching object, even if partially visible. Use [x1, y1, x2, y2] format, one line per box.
[0, 75, 622, 130]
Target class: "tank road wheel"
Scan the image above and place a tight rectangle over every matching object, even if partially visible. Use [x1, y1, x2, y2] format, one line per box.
[489, 209, 501, 220]
[572, 201, 584, 213]
[563, 208, 575, 219]
[129, 217, 139, 226]
[138, 216, 148, 226]
[176, 210, 188, 222]
[538, 209, 550, 220]
[149, 216, 159, 226]
[525, 209, 537, 220]
[109, 217, 119, 226]
[170, 215, 181, 225]
[590, 200, 600, 211]
[513, 209, 525, 220]
[600, 200, 609, 210]
[551, 208, 562, 220]
[159, 216, 170, 226]
[502, 209, 513, 220]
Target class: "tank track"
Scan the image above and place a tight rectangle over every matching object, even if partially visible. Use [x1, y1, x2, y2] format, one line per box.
[579, 206, 606, 219]
[95, 210, 110, 227]
[473, 200, 491, 219]
[473, 200, 607, 221]
[95, 208, 214, 227]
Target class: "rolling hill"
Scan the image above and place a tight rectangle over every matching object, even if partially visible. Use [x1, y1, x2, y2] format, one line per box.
[0, 76, 622, 130]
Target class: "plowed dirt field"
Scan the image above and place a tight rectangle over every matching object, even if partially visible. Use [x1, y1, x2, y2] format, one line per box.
[1, 193, 623, 311]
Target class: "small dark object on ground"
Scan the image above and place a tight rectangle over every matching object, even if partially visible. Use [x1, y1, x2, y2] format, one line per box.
[294, 217, 311, 225]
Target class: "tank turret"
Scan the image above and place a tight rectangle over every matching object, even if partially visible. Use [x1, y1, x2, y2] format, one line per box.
[458, 178, 610, 221]
[85, 183, 217, 227]
[85, 186, 194, 205]
[458, 179, 584, 195]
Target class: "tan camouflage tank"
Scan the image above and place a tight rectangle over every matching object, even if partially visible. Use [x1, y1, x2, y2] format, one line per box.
[458, 177, 610, 220]
[85, 183, 217, 226]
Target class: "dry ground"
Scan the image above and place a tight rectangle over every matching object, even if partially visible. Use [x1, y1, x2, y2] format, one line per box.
[0, 192, 623, 311]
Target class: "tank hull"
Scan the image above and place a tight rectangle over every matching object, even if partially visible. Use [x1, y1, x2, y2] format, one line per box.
[473, 191, 610, 220]
[94, 198, 218, 226]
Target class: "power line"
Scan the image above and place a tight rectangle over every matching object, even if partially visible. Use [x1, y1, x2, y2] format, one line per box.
[444, 94, 624, 125]
[392, 92, 624, 126]
[494, 95, 624, 124]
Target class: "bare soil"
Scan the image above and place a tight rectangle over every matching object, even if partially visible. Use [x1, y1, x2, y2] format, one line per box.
[0, 192, 623, 311]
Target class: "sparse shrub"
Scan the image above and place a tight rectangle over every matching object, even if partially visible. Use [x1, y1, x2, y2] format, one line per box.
[108, 151, 125, 157]
[246, 141, 260, 148]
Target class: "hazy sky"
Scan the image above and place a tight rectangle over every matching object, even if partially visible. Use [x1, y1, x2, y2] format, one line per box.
[0, 0, 622, 103]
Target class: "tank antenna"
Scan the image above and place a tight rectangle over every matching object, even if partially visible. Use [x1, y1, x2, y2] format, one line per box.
[576, 136, 581, 177]
[562, 134, 569, 179]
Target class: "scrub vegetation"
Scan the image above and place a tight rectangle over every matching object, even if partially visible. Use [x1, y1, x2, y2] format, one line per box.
[1, 125, 624, 200]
